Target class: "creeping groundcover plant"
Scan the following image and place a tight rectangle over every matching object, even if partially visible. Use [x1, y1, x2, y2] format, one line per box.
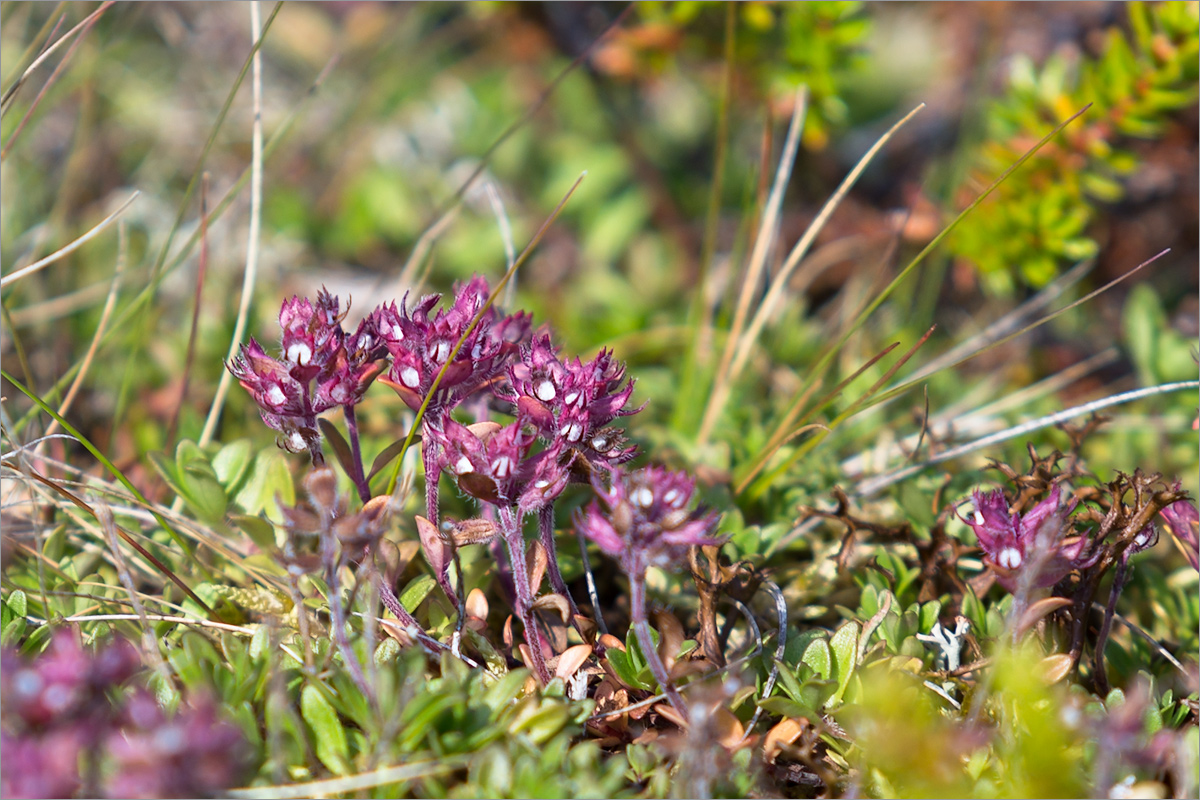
[3, 4, 1198, 799]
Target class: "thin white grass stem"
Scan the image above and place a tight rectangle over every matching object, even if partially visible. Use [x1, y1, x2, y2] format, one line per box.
[40, 222, 126, 446]
[95, 502, 170, 675]
[904, 259, 1093, 386]
[199, 2, 264, 448]
[483, 181, 518, 306]
[25, 613, 254, 635]
[227, 758, 464, 799]
[8, 279, 111, 327]
[697, 86, 808, 444]
[838, 347, 1118, 477]
[856, 380, 1200, 497]
[0, 192, 139, 289]
[731, 104, 925, 380]
[0, 2, 112, 111]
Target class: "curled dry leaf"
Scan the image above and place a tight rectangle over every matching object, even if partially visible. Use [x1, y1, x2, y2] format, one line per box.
[527, 539, 548, 592]
[652, 609, 685, 671]
[448, 518, 499, 546]
[1015, 596, 1074, 638]
[763, 717, 806, 764]
[711, 706, 746, 749]
[555, 643, 593, 681]
[532, 592, 572, 624]
[1034, 653, 1075, 684]
[653, 703, 686, 728]
[465, 587, 489, 621]
[598, 633, 625, 652]
[466, 420, 503, 440]
[415, 515, 453, 577]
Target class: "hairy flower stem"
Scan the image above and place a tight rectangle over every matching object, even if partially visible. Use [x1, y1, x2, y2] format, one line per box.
[500, 507, 552, 684]
[1092, 556, 1130, 696]
[376, 578, 453, 657]
[342, 404, 371, 504]
[538, 505, 581, 620]
[321, 537, 372, 702]
[629, 573, 688, 723]
[421, 434, 463, 620]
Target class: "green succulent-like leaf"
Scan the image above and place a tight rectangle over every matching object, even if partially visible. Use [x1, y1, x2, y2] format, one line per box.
[301, 684, 351, 775]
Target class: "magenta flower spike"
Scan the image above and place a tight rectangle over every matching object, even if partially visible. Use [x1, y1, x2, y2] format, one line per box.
[576, 465, 723, 722]
[962, 485, 1087, 592]
[1160, 483, 1199, 570]
[229, 288, 384, 472]
[376, 277, 531, 418]
[505, 334, 642, 473]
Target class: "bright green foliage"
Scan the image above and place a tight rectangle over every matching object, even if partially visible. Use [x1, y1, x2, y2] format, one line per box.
[949, 1, 1199, 291]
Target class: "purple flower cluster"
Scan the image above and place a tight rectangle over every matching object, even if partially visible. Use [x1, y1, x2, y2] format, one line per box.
[230, 275, 731, 699]
[375, 276, 530, 417]
[229, 289, 384, 462]
[575, 465, 724, 721]
[1160, 483, 1198, 570]
[577, 465, 724, 576]
[962, 486, 1087, 592]
[1, 629, 247, 799]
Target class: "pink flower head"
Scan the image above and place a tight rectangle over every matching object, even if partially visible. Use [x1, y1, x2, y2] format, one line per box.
[278, 289, 344, 383]
[1160, 483, 1199, 570]
[576, 465, 724, 575]
[962, 485, 1086, 592]
[377, 277, 530, 415]
[229, 291, 384, 457]
[433, 419, 568, 512]
[504, 334, 642, 475]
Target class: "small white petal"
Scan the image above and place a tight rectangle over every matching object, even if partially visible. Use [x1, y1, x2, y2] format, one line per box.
[973, 510, 985, 525]
[493, 456, 512, 478]
[287, 431, 307, 452]
[534, 480, 550, 489]
[331, 385, 349, 403]
[391, 323, 404, 341]
[287, 342, 312, 366]
[997, 547, 1022, 570]
[434, 341, 451, 363]
[632, 486, 654, 508]
[591, 436, 608, 451]
[454, 456, 474, 475]
[563, 391, 579, 406]
[535, 380, 556, 402]
[400, 366, 420, 389]
[563, 422, 583, 443]
[265, 385, 287, 406]
[357, 334, 373, 351]
[663, 488, 681, 507]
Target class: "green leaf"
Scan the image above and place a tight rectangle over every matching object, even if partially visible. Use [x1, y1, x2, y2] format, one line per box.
[1123, 284, 1165, 385]
[801, 637, 833, 681]
[212, 440, 254, 493]
[301, 684, 351, 775]
[398, 574, 436, 613]
[168, 440, 228, 525]
[919, 601, 942, 634]
[367, 436, 419, 483]
[605, 648, 650, 691]
[757, 695, 812, 719]
[234, 450, 296, 521]
[2, 617, 27, 646]
[828, 621, 860, 707]
[229, 513, 278, 551]
[6, 590, 27, 619]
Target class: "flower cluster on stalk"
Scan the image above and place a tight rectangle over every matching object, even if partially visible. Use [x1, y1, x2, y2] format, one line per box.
[962, 485, 1088, 592]
[229, 289, 384, 462]
[230, 275, 732, 695]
